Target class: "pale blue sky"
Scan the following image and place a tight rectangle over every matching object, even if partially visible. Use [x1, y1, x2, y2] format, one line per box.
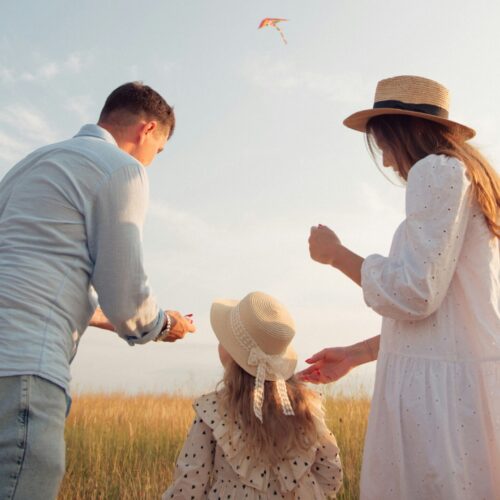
[1, 0, 499, 394]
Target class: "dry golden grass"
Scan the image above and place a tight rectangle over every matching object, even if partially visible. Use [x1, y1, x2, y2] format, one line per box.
[58, 393, 370, 500]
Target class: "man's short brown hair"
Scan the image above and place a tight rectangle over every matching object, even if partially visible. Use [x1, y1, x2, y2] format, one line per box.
[99, 82, 175, 138]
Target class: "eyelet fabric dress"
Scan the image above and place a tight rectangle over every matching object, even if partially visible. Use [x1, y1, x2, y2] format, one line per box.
[359, 154, 500, 500]
[162, 391, 342, 499]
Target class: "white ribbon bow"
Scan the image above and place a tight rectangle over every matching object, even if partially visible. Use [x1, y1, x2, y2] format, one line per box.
[231, 307, 295, 423]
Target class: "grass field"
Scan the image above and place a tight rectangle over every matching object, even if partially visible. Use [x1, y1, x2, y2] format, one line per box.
[58, 393, 370, 500]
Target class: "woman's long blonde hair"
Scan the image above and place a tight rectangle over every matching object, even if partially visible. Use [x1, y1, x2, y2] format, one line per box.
[366, 115, 500, 237]
[217, 359, 320, 463]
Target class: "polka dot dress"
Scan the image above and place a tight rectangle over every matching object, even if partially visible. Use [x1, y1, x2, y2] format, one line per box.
[360, 154, 500, 500]
[162, 392, 342, 499]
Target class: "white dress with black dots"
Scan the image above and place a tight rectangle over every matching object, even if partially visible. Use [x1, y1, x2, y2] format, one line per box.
[162, 392, 342, 499]
[360, 154, 500, 500]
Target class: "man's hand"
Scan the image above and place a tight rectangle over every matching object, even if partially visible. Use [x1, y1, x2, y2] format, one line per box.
[89, 307, 115, 332]
[158, 310, 196, 342]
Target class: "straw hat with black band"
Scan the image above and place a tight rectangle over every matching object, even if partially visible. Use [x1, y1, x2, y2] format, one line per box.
[343, 75, 475, 139]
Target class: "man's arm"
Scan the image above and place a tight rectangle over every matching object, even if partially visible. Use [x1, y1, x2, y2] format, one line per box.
[89, 307, 115, 331]
[87, 163, 164, 344]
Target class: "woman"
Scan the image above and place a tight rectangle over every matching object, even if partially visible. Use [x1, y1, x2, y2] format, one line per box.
[301, 75, 499, 500]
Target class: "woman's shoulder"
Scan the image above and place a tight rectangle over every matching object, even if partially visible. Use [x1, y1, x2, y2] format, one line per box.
[408, 154, 470, 192]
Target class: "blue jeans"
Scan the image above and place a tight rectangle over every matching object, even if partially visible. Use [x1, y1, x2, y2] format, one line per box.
[0, 375, 66, 500]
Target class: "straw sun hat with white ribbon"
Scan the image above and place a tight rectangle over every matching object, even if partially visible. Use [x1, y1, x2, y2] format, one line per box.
[343, 75, 475, 139]
[210, 291, 297, 422]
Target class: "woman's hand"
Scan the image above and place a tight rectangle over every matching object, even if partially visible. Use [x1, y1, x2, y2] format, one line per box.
[299, 337, 380, 384]
[308, 224, 364, 286]
[298, 347, 355, 384]
[308, 224, 343, 266]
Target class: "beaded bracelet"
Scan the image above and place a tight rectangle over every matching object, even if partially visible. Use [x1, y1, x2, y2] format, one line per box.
[155, 312, 172, 342]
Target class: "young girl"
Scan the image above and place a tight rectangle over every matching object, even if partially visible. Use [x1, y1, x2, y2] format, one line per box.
[303, 75, 500, 499]
[163, 291, 342, 499]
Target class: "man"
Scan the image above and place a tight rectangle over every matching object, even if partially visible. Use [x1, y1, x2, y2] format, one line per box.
[0, 82, 195, 499]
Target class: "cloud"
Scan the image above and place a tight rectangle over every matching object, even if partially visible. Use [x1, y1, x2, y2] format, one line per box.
[38, 62, 59, 79]
[244, 55, 372, 104]
[0, 131, 30, 163]
[0, 105, 59, 168]
[0, 52, 91, 84]
[65, 53, 86, 73]
[0, 104, 58, 145]
[0, 66, 15, 84]
[148, 199, 213, 244]
[65, 95, 96, 123]
[145, 186, 404, 300]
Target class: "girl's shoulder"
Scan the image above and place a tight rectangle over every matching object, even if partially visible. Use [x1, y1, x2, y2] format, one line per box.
[193, 390, 333, 437]
[307, 391, 340, 441]
[192, 391, 220, 425]
[191, 391, 339, 492]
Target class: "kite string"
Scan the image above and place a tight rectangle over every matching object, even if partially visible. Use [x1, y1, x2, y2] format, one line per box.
[274, 25, 288, 45]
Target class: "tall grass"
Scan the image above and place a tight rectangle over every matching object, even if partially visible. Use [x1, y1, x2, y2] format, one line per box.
[58, 393, 370, 500]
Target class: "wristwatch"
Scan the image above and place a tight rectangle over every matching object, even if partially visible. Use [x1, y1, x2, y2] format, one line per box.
[154, 312, 172, 342]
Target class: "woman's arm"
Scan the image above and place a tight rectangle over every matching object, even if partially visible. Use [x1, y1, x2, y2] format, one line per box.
[350, 158, 471, 321]
[299, 335, 380, 384]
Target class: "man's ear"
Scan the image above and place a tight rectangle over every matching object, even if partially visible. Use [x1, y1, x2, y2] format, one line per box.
[137, 120, 158, 144]
[144, 120, 158, 135]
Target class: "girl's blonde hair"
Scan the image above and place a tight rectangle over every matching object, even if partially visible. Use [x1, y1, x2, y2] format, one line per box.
[366, 115, 500, 237]
[217, 359, 320, 463]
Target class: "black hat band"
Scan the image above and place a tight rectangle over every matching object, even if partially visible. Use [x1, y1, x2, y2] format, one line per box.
[374, 100, 449, 118]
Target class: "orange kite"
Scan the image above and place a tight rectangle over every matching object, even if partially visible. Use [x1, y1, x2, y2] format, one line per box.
[258, 18, 288, 45]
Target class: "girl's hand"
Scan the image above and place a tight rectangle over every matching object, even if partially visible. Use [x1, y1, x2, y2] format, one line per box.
[308, 224, 343, 266]
[298, 347, 354, 384]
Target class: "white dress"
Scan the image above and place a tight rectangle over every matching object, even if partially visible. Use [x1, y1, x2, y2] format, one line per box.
[359, 154, 500, 500]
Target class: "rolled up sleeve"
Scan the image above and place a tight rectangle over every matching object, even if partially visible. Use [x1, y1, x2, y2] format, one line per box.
[87, 163, 163, 344]
[361, 156, 472, 321]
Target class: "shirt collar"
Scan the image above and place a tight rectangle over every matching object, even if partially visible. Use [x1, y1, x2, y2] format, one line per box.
[74, 124, 118, 146]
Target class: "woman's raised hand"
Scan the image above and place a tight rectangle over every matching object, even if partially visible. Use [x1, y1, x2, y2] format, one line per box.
[298, 347, 355, 384]
[308, 224, 364, 286]
[308, 224, 342, 266]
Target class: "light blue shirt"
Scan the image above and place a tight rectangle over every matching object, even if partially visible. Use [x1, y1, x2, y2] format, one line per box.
[0, 124, 164, 393]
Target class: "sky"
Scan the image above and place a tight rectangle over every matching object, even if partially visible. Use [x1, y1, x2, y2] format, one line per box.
[1, 0, 499, 395]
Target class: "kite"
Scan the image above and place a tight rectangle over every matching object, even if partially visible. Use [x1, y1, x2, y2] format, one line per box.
[258, 18, 288, 45]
